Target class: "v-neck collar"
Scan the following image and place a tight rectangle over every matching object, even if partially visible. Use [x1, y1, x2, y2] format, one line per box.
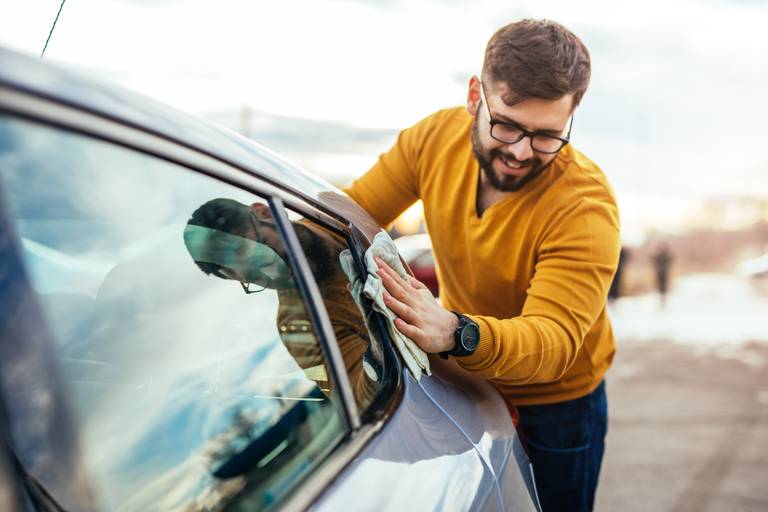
[471, 158, 558, 221]
[472, 166, 517, 220]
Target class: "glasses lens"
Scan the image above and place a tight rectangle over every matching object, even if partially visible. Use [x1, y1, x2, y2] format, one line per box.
[240, 281, 267, 294]
[491, 124, 524, 144]
[531, 136, 565, 154]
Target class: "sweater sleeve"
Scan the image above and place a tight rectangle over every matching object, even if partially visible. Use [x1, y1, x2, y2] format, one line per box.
[457, 195, 620, 385]
[342, 115, 433, 228]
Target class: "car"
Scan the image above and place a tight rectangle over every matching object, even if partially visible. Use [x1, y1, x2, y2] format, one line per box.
[393, 233, 440, 297]
[0, 47, 540, 512]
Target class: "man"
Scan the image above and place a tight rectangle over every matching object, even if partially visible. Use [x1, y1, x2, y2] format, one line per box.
[343, 19, 620, 511]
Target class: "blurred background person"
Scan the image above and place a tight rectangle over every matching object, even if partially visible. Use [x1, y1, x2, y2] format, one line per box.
[652, 242, 673, 309]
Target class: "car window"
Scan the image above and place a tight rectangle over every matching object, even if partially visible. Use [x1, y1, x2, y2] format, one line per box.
[0, 115, 348, 511]
[283, 211, 389, 414]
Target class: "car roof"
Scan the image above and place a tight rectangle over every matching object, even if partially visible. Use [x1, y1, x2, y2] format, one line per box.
[0, 46, 383, 240]
[0, 48, 325, 201]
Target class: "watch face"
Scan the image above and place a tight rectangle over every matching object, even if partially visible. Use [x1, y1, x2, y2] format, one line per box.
[460, 322, 480, 352]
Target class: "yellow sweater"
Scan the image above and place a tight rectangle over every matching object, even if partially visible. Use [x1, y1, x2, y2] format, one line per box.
[344, 107, 620, 405]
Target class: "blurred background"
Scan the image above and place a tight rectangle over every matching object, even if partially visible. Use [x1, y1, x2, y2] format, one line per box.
[2, 1, 767, 510]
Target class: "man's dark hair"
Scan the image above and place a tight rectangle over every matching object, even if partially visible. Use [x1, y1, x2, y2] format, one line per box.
[185, 198, 337, 283]
[186, 198, 252, 276]
[482, 19, 591, 109]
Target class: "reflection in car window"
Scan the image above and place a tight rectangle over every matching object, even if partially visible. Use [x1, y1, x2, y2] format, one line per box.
[0, 116, 347, 511]
[283, 211, 387, 412]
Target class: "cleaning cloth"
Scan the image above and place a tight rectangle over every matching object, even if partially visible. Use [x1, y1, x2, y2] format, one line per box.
[340, 230, 430, 380]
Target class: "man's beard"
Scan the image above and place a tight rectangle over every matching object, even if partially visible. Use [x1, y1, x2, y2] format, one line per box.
[471, 117, 552, 192]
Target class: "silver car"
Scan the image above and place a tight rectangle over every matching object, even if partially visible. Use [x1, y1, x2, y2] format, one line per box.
[0, 47, 540, 512]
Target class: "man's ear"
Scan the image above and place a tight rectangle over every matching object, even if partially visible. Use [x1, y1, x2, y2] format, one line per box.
[466, 75, 481, 117]
[250, 202, 273, 220]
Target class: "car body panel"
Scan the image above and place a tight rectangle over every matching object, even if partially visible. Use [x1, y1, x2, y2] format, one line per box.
[427, 358, 540, 512]
[313, 370, 499, 512]
[314, 365, 539, 511]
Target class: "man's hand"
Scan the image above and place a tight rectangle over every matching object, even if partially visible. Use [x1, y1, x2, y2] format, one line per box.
[375, 256, 458, 354]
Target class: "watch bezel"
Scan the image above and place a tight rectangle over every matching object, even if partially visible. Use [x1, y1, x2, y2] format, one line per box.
[439, 312, 480, 358]
[458, 320, 480, 353]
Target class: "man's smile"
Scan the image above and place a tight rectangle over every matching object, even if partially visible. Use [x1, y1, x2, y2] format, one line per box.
[495, 153, 533, 177]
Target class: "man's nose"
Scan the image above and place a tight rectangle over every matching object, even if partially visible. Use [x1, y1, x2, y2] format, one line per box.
[504, 135, 534, 162]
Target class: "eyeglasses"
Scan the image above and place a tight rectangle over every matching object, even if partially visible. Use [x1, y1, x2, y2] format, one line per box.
[212, 266, 266, 294]
[219, 210, 272, 295]
[238, 210, 271, 294]
[240, 281, 266, 294]
[479, 82, 573, 154]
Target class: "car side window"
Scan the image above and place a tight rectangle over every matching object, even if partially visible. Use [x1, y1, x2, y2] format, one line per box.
[283, 211, 388, 414]
[0, 115, 347, 511]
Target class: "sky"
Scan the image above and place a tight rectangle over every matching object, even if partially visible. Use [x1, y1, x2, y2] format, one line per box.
[2, 0, 767, 244]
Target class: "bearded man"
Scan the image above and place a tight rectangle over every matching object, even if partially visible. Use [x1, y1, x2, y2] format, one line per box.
[344, 19, 620, 512]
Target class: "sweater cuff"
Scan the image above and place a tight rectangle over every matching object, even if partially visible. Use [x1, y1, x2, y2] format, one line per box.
[456, 314, 493, 369]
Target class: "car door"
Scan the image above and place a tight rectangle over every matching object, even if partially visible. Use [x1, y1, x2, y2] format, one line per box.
[425, 358, 542, 512]
[0, 110, 376, 510]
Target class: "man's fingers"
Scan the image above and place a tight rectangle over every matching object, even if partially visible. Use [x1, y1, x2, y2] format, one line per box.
[393, 317, 425, 342]
[382, 259, 414, 290]
[377, 258, 419, 292]
[376, 259, 412, 299]
[378, 266, 409, 300]
[376, 258, 402, 282]
[383, 291, 419, 324]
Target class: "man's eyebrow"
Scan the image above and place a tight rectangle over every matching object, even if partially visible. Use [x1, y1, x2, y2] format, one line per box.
[536, 128, 564, 137]
[494, 113, 562, 136]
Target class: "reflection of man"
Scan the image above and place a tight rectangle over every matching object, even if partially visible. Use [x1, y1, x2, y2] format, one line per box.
[344, 19, 619, 511]
[183, 198, 379, 409]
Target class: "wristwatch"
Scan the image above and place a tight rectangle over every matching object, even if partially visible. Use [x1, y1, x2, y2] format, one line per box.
[439, 312, 481, 359]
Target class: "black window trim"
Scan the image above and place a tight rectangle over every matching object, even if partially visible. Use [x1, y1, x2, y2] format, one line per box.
[345, 223, 403, 421]
[268, 196, 361, 431]
[273, 201, 403, 425]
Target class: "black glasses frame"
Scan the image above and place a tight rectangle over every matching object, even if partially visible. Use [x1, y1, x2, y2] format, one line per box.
[237, 209, 273, 294]
[479, 82, 573, 154]
[240, 281, 266, 294]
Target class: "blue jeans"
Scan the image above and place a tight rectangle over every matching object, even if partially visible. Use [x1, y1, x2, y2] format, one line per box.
[517, 381, 608, 512]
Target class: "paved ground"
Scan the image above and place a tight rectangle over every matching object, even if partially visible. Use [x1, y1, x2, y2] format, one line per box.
[595, 339, 768, 511]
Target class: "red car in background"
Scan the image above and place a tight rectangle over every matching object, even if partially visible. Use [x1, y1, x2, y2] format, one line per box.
[393, 233, 439, 297]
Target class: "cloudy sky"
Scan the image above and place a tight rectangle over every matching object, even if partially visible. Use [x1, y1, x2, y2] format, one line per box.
[2, 0, 767, 242]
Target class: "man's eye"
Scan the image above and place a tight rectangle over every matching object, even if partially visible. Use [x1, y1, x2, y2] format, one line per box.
[497, 124, 523, 136]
